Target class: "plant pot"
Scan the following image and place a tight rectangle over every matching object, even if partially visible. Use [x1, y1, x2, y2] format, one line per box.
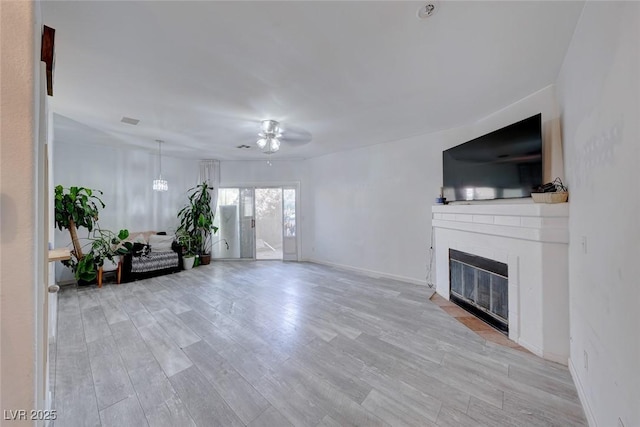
[183, 256, 195, 270]
[77, 278, 97, 287]
[200, 254, 211, 265]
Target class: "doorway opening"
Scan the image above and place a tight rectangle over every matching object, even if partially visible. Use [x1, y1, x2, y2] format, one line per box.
[212, 186, 298, 261]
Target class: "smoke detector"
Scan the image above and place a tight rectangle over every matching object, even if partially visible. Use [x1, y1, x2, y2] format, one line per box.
[417, 2, 438, 20]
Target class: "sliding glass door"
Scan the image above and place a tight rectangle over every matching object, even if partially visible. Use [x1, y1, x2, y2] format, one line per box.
[213, 186, 297, 261]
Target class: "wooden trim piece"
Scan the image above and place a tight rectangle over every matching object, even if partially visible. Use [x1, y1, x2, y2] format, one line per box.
[41, 25, 55, 96]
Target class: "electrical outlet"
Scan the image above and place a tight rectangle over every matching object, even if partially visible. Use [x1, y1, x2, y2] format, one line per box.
[584, 350, 589, 371]
[581, 236, 588, 254]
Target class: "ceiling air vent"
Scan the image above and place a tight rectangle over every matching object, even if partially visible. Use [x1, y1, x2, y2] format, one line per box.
[121, 116, 140, 125]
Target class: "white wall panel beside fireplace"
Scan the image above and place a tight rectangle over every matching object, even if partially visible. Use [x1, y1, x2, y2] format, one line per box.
[432, 202, 569, 364]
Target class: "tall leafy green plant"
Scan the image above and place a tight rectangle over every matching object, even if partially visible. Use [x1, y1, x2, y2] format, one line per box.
[54, 185, 131, 282]
[54, 185, 104, 259]
[177, 182, 218, 255]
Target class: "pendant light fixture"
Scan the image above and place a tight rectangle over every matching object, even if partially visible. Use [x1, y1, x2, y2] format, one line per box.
[153, 139, 168, 191]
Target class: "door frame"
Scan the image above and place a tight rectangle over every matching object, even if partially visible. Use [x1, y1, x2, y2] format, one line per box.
[218, 181, 301, 261]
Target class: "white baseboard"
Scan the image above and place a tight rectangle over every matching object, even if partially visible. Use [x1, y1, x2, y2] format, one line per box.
[542, 351, 569, 366]
[517, 337, 543, 358]
[569, 357, 597, 427]
[306, 258, 432, 288]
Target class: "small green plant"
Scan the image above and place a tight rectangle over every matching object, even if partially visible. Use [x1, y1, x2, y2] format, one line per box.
[62, 227, 132, 282]
[90, 228, 133, 266]
[176, 230, 197, 257]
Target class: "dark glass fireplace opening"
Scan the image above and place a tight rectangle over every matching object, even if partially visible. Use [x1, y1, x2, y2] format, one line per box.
[449, 249, 508, 334]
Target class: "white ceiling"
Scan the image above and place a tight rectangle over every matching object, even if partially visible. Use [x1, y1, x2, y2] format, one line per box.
[43, 1, 584, 160]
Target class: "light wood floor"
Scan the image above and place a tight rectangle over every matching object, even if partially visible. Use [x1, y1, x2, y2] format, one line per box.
[52, 261, 586, 426]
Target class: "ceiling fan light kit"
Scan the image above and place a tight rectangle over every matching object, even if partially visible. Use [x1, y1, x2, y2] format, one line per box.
[257, 119, 282, 154]
[261, 119, 280, 135]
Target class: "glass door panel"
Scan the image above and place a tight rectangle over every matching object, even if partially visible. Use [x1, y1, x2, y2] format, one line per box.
[239, 188, 255, 259]
[213, 188, 239, 258]
[255, 188, 283, 260]
[282, 187, 298, 261]
[213, 188, 254, 259]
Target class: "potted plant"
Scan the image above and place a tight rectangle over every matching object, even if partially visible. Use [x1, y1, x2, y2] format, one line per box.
[54, 185, 104, 260]
[55, 185, 132, 283]
[176, 231, 197, 270]
[177, 182, 218, 265]
[55, 185, 104, 283]
[89, 228, 132, 285]
[67, 227, 132, 284]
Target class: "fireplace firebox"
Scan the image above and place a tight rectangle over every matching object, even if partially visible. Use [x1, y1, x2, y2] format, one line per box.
[449, 249, 508, 334]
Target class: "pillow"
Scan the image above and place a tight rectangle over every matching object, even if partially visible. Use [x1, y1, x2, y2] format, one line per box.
[132, 242, 150, 257]
[131, 233, 148, 244]
[148, 234, 174, 253]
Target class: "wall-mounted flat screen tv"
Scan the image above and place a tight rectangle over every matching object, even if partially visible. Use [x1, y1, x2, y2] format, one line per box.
[443, 113, 542, 202]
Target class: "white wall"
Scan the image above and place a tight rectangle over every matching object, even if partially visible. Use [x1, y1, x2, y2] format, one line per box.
[305, 85, 563, 285]
[220, 159, 306, 185]
[0, 0, 48, 420]
[53, 138, 200, 281]
[556, 2, 639, 426]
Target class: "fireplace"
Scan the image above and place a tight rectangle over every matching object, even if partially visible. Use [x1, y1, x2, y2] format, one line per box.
[449, 249, 508, 334]
[432, 202, 570, 364]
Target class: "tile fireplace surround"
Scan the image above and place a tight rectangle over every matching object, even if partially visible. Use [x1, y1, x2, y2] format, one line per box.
[432, 202, 569, 364]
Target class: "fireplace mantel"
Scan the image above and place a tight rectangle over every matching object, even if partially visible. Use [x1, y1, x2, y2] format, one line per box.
[432, 201, 570, 364]
[432, 203, 569, 243]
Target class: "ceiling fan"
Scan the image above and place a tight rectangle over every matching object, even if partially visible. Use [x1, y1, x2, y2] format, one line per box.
[252, 119, 312, 155]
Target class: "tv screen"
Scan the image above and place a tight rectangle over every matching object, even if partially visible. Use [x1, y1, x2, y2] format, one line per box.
[443, 114, 542, 202]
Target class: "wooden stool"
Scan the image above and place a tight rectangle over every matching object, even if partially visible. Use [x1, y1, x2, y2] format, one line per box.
[97, 260, 122, 288]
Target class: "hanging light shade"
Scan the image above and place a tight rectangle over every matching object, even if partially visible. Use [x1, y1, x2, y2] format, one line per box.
[153, 140, 168, 191]
[268, 137, 280, 152]
[257, 120, 282, 154]
[153, 177, 168, 192]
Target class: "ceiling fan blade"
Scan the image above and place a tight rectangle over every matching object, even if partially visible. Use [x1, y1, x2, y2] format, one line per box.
[278, 125, 312, 145]
[234, 119, 313, 147]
